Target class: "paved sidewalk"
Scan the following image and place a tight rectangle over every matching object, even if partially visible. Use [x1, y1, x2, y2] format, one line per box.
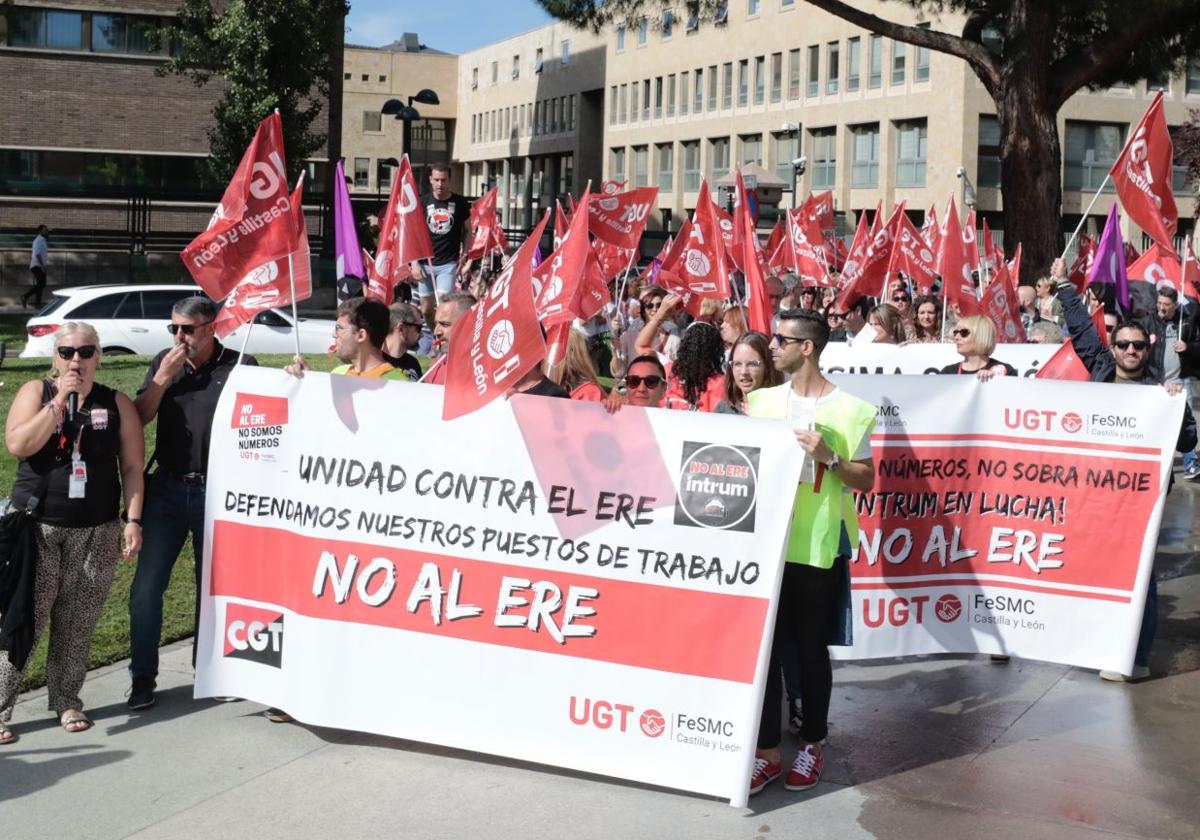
[2, 487, 1198, 840]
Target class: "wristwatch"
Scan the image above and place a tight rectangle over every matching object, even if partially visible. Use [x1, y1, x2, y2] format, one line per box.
[824, 453, 842, 472]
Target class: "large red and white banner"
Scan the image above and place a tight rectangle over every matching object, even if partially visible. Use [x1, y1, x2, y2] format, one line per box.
[196, 367, 805, 805]
[819, 342, 1058, 377]
[830, 376, 1182, 674]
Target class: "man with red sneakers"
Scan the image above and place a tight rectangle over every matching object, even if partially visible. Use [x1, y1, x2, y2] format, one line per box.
[747, 309, 876, 794]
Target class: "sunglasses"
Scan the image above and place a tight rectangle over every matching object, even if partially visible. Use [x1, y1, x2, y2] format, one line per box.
[772, 333, 808, 346]
[1114, 339, 1148, 351]
[167, 320, 214, 335]
[892, 295, 911, 302]
[57, 344, 98, 360]
[642, 301, 662, 311]
[827, 313, 846, 321]
[401, 321, 423, 328]
[625, 374, 664, 389]
[952, 328, 972, 338]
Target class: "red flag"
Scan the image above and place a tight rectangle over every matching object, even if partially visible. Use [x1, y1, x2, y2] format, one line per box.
[594, 239, 633, 282]
[182, 112, 299, 301]
[373, 156, 434, 303]
[587, 186, 658, 250]
[763, 219, 784, 275]
[552, 199, 572, 250]
[737, 170, 773, 334]
[835, 203, 903, 310]
[982, 218, 1005, 276]
[921, 204, 939, 252]
[711, 201, 742, 272]
[544, 322, 573, 369]
[1035, 339, 1091, 381]
[600, 178, 627, 195]
[535, 184, 595, 325]
[801, 191, 835, 234]
[980, 261, 1026, 343]
[213, 174, 311, 338]
[1092, 303, 1110, 349]
[1126, 243, 1182, 290]
[886, 211, 938, 295]
[662, 181, 731, 299]
[466, 186, 504, 261]
[1069, 233, 1096, 292]
[962, 209, 980, 274]
[1110, 91, 1178, 249]
[937, 196, 980, 317]
[442, 212, 550, 420]
[785, 208, 832, 287]
[836, 209, 872, 291]
[1184, 239, 1200, 299]
[1006, 243, 1022, 289]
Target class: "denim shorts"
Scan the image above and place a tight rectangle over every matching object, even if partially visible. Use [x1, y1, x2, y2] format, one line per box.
[418, 261, 458, 299]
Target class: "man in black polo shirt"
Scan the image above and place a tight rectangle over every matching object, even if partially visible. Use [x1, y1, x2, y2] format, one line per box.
[410, 163, 472, 331]
[127, 297, 256, 710]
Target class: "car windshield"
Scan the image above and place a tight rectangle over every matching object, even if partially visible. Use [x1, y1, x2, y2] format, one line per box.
[35, 296, 70, 317]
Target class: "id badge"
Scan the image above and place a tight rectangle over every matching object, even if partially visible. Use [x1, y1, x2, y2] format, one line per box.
[89, 407, 108, 430]
[69, 458, 87, 499]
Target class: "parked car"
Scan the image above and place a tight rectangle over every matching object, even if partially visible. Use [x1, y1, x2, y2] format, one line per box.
[20, 284, 336, 358]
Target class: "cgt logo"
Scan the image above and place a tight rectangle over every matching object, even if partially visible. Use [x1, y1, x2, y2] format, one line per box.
[569, 696, 665, 739]
[224, 603, 284, 668]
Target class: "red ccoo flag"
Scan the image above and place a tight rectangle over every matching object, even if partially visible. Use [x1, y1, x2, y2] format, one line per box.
[1126, 243, 1182, 291]
[182, 112, 300, 301]
[587, 186, 658, 250]
[1110, 91, 1178, 250]
[442, 212, 550, 421]
[372, 155, 434, 304]
[1036, 339, 1091, 382]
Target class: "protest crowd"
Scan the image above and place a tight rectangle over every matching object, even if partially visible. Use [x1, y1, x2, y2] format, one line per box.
[0, 100, 1196, 801]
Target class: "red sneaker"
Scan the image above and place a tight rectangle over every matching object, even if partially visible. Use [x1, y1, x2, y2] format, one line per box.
[785, 744, 824, 791]
[749, 756, 782, 796]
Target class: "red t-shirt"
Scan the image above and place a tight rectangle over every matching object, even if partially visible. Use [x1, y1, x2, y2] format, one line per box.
[662, 365, 724, 412]
[570, 381, 605, 402]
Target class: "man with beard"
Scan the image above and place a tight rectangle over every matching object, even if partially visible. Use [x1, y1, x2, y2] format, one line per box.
[127, 297, 256, 710]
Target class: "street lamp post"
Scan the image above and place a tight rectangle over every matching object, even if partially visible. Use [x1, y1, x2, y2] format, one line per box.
[376, 156, 399, 210]
[382, 88, 440, 180]
[780, 121, 800, 207]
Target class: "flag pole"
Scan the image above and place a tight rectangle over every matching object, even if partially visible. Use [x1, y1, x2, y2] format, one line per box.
[287, 251, 302, 360]
[238, 318, 255, 364]
[1061, 173, 1112, 260]
[613, 247, 640, 326]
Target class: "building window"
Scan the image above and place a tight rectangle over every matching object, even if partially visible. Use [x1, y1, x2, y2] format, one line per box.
[740, 133, 762, 165]
[512, 55, 520, 80]
[915, 24, 931, 82]
[723, 62, 734, 108]
[668, 74, 677, 116]
[620, 84, 628, 122]
[363, 110, 382, 132]
[353, 158, 370, 188]
[895, 119, 928, 187]
[695, 68, 705, 112]
[1064, 121, 1124, 192]
[379, 75, 386, 82]
[611, 148, 626, 181]
[361, 74, 368, 82]
[681, 72, 690, 115]
[657, 143, 674, 191]
[617, 24, 626, 51]
[631, 83, 639, 123]
[1170, 127, 1191, 192]
[754, 56, 766, 105]
[344, 72, 351, 80]
[491, 61, 498, 83]
[787, 49, 801, 99]
[93, 14, 159, 53]
[1187, 57, 1200, 94]
[683, 140, 701, 191]
[847, 37, 861, 91]
[826, 41, 839, 94]
[710, 137, 731, 179]
[378, 160, 394, 190]
[569, 95, 576, 130]
[891, 41, 906, 84]
[1147, 72, 1169, 92]
[655, 76, 663, 118]
[639, 16, 649, 45]
[471, 67, 479, 89]
[634, 145, 650, 187]
[662, 9, 673, 38]
[978, 115, 1001, 188]
[773, 131, 799, 185]
[610, 86, 618, 125]
[748, 0, 760, 15]
[709, 64, 719, 110]
[643, 79, 651, 119]
[535, 47, 544, 73]
[869, 35, 883, 88]
[811, 127, 837, 188]
[738, 59, 749, 106]
[807, 45, 819, 97]
[8, 8, 82, 50]
[770, 52, 782, 103]
[850, 123, 880, 187]
[562, 39, 570, 63]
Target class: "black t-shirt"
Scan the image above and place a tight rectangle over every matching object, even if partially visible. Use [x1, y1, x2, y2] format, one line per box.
[11, 382, 123, 526]
[939, 357, 1019, 377]
[517, 376, 571, 399]
[422, 192, 471, 265]
[383, 351, 423, 382]
[140, 343, 257, 476]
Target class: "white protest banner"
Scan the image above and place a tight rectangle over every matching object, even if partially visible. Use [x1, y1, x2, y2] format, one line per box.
[828, 375, 1182, 674]
[821, 342, 1058, 377]
[196, 367, 804, 806]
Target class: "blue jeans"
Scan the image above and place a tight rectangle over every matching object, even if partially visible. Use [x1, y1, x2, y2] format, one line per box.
[128, 471, 207, 679]
[417, 261, 457, 299]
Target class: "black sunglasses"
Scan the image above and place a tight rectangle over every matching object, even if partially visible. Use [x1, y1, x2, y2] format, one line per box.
[952, 328, 972, 338]
[167, 320, 214, 335]
[625, 374, 664, 389]
[827, 313, 846, 321]
[1114, 339, 1148, 351]
[400, 321, 423, 328]
[57, 345, 98, 360]
[772, 333, 808, 346]
[642, 300, 662, 311]
[893, 294, 911, 302]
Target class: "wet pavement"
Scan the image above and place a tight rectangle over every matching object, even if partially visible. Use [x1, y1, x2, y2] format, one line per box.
[2, 482, 1197, 840]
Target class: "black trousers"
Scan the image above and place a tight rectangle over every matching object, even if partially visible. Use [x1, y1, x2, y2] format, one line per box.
[757, 561, 838, 748]
[24, 267, 46, 306]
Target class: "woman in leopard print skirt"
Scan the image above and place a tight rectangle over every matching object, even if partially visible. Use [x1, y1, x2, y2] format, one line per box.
[0, 322, 144, 744]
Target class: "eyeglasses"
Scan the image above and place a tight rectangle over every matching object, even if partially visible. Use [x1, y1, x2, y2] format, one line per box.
[772, 333, 808, 346]
[642, 301, 662, 312]
[1114, 339, 1148, 351]
[57, 344, 97, 360]
[167, 321, 213, 336]
[826, 313, 846, 322]
[952, 328, 972, 338]
[892, 294, 911, 303]
[624, 374, 664, 389]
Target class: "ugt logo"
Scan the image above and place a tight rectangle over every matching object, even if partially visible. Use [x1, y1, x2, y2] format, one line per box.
[224, 603, 284, 668]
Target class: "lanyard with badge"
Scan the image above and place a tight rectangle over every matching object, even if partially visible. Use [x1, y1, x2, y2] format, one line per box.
[66, 403, 107, 499]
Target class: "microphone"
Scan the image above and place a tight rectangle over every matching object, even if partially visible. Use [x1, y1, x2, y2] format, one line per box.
[67, 392, 78, 424]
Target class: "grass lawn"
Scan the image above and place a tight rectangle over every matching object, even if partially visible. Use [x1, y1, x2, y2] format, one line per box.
[2, 350, 347, 692]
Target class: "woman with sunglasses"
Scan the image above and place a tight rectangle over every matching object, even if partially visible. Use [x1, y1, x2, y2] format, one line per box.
[1, 323, 144, 743]
[716, 332, 784, 415]
[940, 315, 1018, 379]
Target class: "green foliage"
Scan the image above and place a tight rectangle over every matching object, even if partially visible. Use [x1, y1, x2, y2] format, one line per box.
[157, 0, 349, 183]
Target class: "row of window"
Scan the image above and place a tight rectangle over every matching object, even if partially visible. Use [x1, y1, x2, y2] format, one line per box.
[470, 96, 578, 144]
[615, 2, 735, 49]
[471, 40, 571, 89]
[464, 155, 577, 202]
[4, 6, 172, 55]
[606, 35, 927, 130]
[346, 72, 388, 83]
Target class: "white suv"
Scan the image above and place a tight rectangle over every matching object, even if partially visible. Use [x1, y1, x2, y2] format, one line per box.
[21, 284, 336, 358]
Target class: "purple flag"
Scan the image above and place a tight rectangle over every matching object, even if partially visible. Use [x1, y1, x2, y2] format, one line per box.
[1086, 204, 1130, 311]
[334, 160, 365, 303]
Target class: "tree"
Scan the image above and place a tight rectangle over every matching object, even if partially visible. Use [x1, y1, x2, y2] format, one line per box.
[538, 0, 1200, 275]
[158, 0, 348, 184]
[1178, 109, 1200, 216]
